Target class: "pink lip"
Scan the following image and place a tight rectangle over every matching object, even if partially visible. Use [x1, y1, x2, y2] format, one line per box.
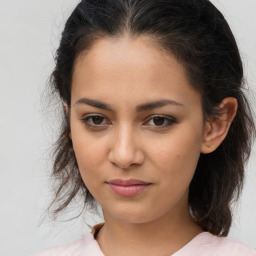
[106, 179, 152, 197]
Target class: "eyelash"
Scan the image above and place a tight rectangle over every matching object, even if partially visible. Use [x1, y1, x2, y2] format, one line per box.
[80, 114, 177, 130]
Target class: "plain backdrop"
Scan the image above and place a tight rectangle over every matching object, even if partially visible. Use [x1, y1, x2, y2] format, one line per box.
[0, 0, 255, 255]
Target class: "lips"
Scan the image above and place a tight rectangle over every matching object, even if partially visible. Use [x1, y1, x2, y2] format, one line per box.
[106, 179, 152, 197]
[107, 179, 151, 186]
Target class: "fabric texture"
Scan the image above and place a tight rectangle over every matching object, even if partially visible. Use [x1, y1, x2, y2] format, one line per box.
[31, 223, 256, 256]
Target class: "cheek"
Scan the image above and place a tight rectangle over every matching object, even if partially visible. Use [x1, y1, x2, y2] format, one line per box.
[72, 134, 107, 195]
[71, 125, 107, 178]
[75, 143, 103, 168]
[150, 127, 202, 178]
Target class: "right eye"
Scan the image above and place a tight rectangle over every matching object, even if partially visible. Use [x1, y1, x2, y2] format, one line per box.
[81, 114, 110, 128]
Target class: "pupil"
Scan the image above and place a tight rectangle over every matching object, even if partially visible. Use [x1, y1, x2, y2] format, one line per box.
[92, 116, 104, 124]
[153, 117, 164, 126]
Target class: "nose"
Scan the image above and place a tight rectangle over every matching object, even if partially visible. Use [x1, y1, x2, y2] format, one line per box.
[108, 125, 145, 169]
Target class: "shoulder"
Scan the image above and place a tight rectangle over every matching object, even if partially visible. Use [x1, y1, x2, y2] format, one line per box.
[198, 232, 256, 256]
[175, 232, 256, 256]
[31, 233, 102, 256]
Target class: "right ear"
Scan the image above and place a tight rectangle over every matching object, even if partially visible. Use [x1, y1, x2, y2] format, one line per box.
[63, 102, 69, 115]
[63, 102, 72, 140]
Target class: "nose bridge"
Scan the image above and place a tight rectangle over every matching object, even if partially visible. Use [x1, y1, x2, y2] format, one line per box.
[116, 123, 134, 153]
[109, 122, 143, 169]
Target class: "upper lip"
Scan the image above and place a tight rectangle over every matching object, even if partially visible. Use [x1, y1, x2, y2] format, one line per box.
[106, 179, 151, 186]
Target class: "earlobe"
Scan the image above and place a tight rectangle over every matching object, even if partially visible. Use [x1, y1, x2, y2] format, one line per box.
[201, 97, 238, 154]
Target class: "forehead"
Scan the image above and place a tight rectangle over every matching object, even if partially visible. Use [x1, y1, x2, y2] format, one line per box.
[73, 36, 184, 83]
[71, 36, 200, 108]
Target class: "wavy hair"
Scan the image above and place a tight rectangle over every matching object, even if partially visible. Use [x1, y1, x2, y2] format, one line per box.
[48, 0, 255, 236]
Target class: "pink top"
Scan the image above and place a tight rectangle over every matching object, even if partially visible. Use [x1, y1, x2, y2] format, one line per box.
[32, 223, 256, 256]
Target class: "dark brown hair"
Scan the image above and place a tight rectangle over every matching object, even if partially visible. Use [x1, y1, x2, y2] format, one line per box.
[48, 0, 255, 236]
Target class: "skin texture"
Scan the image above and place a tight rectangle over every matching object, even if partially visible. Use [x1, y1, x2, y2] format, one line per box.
[69, 35, 237, 256]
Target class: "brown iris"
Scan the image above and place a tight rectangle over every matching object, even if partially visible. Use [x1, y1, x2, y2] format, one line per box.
[92, 115, 104, 125]
[153, 117, 165, 126]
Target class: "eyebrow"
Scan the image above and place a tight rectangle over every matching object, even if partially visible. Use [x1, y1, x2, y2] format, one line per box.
[74, 98, 184, 112]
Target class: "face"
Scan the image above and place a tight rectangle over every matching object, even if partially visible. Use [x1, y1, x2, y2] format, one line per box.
[70, 36, 207, 224]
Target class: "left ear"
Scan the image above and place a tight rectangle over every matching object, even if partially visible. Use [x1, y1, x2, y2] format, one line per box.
[201, 97, 238, 154]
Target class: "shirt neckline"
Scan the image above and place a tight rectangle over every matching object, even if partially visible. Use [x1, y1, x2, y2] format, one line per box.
[89, 223, 210, 256]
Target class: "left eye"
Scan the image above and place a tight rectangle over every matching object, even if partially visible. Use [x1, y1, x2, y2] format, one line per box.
[145, 115, 176, 128]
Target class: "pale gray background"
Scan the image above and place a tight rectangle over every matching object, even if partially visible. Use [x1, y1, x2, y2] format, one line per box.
[0, 0, 255, 255]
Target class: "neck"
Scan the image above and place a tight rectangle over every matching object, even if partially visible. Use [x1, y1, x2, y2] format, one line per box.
[96, 207, 203, 256]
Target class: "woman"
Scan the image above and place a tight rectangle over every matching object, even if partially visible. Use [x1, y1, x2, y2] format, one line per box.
[33, 0, 256, 255]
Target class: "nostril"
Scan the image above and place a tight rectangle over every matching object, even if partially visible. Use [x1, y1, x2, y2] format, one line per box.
[108, 147, 145, 170]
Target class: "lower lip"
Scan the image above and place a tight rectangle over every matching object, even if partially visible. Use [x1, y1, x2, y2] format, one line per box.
[107, 183, 151, 197]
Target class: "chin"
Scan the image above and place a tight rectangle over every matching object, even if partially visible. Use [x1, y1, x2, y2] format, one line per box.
[103, 206, 158, 224]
